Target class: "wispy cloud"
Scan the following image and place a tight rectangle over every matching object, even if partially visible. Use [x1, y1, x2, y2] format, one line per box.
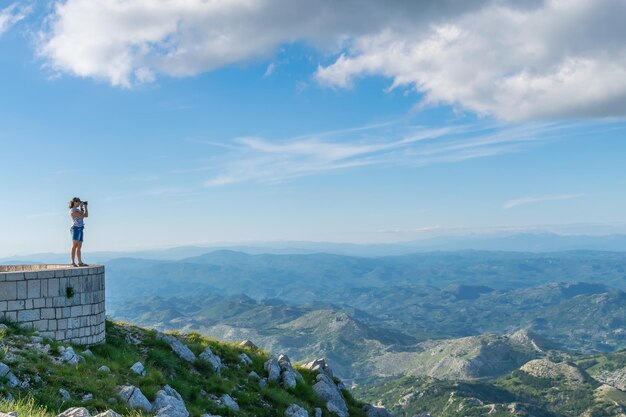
[0, 3, 31, 36]
[200, 124, 455, 186]
[264, 62, 276, 77]
[171, 120, 616, 187]
[503, 194, 585, 209]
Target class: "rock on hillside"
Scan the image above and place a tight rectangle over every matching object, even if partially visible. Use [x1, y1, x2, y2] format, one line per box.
[0, 320, 392, 417]
[520, 359, 586, 384]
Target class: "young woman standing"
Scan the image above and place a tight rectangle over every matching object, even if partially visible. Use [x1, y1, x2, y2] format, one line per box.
[69, 197, 89, 267]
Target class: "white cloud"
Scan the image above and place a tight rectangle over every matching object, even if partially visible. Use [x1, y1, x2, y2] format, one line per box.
[0, 3, 31, 36]
[36, 0, 626, 120]
[316, 0, 626, 121]
[38, 0, 496, 85]
[503, 194, 585, 209]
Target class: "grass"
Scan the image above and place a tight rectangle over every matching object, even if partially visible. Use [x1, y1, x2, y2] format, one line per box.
[0, 320, 365, 417]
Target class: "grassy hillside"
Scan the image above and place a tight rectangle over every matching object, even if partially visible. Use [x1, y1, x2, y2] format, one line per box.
[0, 320, 368, 417]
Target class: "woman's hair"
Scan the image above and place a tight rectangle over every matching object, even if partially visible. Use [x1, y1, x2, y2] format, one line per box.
[68, 197, 81, 209]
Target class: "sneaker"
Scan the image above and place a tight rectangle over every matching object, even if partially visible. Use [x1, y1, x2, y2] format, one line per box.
[71, 262, 78, 267]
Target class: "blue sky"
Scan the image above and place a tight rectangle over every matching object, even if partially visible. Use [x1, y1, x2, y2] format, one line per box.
[1, 0, 625, 256]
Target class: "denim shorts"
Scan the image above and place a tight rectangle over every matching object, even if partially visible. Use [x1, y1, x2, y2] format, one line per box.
[70, 226, 84, 242]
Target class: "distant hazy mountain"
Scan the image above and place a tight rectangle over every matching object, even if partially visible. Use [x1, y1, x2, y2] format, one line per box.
[100, 250, 626, 309]
[3, 232, 626, 263]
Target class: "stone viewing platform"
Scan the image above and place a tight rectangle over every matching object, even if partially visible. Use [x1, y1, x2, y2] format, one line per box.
[0, 264, 105, 345]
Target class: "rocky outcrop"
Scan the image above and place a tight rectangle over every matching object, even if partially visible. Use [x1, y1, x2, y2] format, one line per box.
[285, 404, 309, 417]
[119, 385, 152, 412]
[265, 358, 281, 382]
[156, 332, 197, 363]
[278, 354, 303, 389]
[152, 385, 189, 417]
[59, 388, 71, 401]
[52, 409, 121, 417]
[130, 361, 145, 375]
[0, 362, 20, 388]
[97, 365, 111, 373]
[219, 393, 239, 410]
[240, 340, 258, 349]
[199, 346, 223, 372]
[303, 358, 334, 378]
[93, 411, 122, 417]
[55, 408, 90, 417]
[306, 357, 394, 417]
[58, 347, 85, 366]
[239, 353, 253, 365]
[93, 412, 122, 417]
[313, 373, 349, 417]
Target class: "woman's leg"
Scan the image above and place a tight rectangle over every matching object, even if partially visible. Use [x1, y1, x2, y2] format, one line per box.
[71, 241, 78, 264]
[76, 241, 83, 265]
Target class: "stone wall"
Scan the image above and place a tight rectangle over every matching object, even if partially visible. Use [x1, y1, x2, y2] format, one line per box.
[0, 265, 105, 345]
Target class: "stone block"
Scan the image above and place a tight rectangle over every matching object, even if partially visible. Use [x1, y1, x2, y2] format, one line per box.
[33, 298, 45, 308]
[18, 309, 40, 322]
[71, 306, 83, 316]
[23, 272, 38, 280]
[55, 330, 66, 340]
[33, 320, 48, 331]
[57, 319, 67, 330]
[6, 273, 22, 281]
[40, 280, 48, 297]
[7, 300, 24, 310]
[52, 297, 64, 308]
[48, 279, 60, 297]
[46, 298, 53, 308]
[25, 299, 33, 309]
[27, 280, 41, 299]
[17, 281, 27, 299]
[0, 282, 17, 300]
[41, 308, 55, 319]
[0, 301, 6, 311]
[0, 273, 6, 282]
[48, 320, 57, 330]
[55, 270, 65, 278]
[3, 311, 17, 321]
[38, 271, 55, 278]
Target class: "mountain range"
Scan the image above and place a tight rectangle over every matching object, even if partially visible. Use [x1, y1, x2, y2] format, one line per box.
[5, 232, 626, 262]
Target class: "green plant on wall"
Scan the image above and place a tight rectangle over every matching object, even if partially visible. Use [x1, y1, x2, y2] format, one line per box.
[65, 286, 74, 298]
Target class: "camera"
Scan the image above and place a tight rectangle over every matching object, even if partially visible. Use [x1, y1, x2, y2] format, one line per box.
[82, 201, 88, 205]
